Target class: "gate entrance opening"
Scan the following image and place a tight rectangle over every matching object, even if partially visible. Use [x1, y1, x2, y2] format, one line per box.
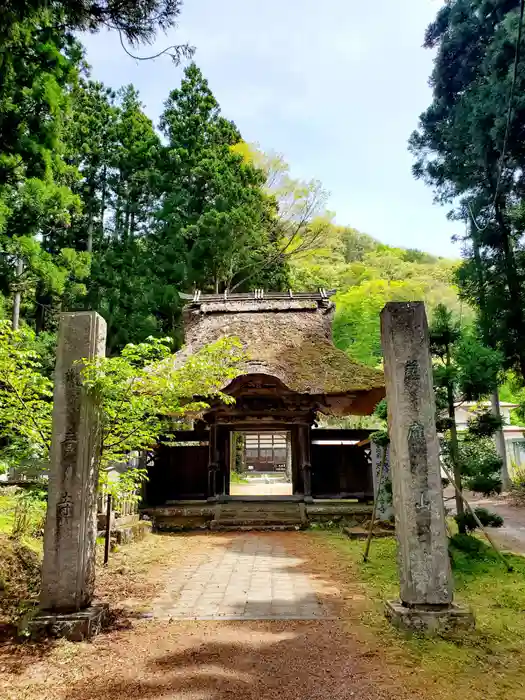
[230, 430, 293, 496]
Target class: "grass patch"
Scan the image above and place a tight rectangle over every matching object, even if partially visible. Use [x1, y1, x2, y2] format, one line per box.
[0, 491, 17, 535]
[0, 488, 45, 548]
[229, 472, 249, 484]
[319, 531, 525, 698]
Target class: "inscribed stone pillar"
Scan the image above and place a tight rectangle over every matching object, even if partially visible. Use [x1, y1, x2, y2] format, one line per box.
[380, 302, 474, 633]
[40, 312, 106, 613]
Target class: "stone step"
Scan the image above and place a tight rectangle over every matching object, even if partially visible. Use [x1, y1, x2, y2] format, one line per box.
[209, 521, 302, 532]
[217, 517, 303, 525]
[213, 503, 305, 531]
[218, 504, 302, 515]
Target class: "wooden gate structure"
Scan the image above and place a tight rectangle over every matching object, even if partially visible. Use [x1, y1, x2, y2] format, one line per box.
[142, 290, 385, 526]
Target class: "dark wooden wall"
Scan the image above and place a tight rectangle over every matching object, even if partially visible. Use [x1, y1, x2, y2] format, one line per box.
[310, 429, 374, 500]
[144, 431, 209, 504]
[144, 428, 375, 504]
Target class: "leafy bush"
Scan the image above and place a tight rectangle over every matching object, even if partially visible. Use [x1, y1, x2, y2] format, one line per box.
[510, 464, 525, 505]
[449, 532, 488, 557]
[466, 473, 502, 496]
[457, 437, 503, 495]
[454, 507, 504, 534]
[11, 486, 47, 539]
[512, 463, 525, 489]
[466, 410, 504, 438]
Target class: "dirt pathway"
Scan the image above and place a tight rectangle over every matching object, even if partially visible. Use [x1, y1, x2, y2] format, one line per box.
[0, 532, 416, 700]
[444, 487, 525, 553]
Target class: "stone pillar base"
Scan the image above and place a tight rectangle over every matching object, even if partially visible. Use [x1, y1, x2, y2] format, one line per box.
[25, 604, 109, 642]
[385, 600, 475, 635]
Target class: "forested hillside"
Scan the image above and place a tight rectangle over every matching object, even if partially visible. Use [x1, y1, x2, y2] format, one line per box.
[287, 226, 462, 366]
[0, 6, 461, 366]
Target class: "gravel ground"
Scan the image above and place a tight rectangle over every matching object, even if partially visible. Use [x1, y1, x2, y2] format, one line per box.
[0, 532, 421, 700]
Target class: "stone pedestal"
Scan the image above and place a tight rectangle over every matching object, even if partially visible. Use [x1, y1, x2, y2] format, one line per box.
[385, 600, 474, 635]
[380, 302, 474, 634]
[26, 605, 109, 642]
[39, 312, 106, 634]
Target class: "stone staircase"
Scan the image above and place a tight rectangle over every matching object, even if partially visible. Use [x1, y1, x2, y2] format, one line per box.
[210, 501, 306, 531]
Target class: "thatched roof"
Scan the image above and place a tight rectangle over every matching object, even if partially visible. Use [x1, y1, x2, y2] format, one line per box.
[178, 291, 385, 415]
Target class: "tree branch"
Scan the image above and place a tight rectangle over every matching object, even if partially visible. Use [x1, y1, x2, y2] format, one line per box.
[0, 373, 51, 450]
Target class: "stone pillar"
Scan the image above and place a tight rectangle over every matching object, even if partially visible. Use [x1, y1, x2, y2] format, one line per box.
[32, 313, 107, 641]
[380, 302, 474, 634]
[371, 442, 393, 521]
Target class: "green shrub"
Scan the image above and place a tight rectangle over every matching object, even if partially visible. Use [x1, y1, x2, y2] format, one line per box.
[457, 437, 503, 495]
[510, 464, 525, 504]
[454, 507, 504, 534]
[466, 473, 502, 496]
[466, 410, 504, 438]
[11, 487, 47, 540]
[449, 532, 488, 556]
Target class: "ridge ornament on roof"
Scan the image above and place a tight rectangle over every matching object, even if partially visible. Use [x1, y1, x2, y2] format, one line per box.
[180, 288, 336, 304]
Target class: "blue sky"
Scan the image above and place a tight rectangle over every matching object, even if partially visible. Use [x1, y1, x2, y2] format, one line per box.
[81, 0, 462, 258]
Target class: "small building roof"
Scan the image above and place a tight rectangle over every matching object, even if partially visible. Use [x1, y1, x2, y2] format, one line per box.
[178, 290, 385, 415]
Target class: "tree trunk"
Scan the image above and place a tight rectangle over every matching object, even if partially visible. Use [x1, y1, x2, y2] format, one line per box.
[100, 163, 107, 238]
[446, 347, 465, 531]
[491, 389, 511, 491]
[86, 210, 94, 254]
[494, 202, 525, 380]
[11, 258, 24, 330]
[471, 221, 509, 490]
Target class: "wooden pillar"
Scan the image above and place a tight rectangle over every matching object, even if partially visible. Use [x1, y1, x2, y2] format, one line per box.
[216, 425, 229, 497]
[299, 424, 312, 502]
[291, 424, 312, 500]
[208, 423, 218, 500]
[291, 426, 303, 495]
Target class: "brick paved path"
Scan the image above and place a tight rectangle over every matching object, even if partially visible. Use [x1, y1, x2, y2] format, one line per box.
[153, 534, 327, 620]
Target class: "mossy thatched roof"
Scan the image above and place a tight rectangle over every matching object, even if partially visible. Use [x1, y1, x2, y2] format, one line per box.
[178, 296, 385, 415]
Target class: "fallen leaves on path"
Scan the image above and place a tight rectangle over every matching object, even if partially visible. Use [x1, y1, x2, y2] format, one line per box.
[0, 531, 416, 700]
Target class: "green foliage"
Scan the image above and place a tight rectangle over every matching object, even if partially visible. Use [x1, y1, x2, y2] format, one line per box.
[333, 256, 463, 367]
[0, 321, 52, 471]
[454, 508, 504, 534]
[11, 486, 47, 540]
[411, 0, 525, 381]
[430, 305, 502, 406]
[457, 437, 503, 495]
[81, 335, 244, 498]
[373, 399, 388, 422]
[466, 410, 504, 438]
[153, 64, 288, 309]
[448, 533, 489, 557]
[3, 1, 187, 46]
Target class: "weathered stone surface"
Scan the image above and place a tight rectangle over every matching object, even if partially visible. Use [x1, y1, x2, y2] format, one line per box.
[371, 442, 393, 521]
[380, 302, 453, 607]
[114, 519, 152, 544]
[25, 605, 109, 642]
[40, 312, 106, 613]
[385, 600, 475, 635]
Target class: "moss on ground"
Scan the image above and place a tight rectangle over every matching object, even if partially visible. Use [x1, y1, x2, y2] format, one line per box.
[319, 532, 525, 699]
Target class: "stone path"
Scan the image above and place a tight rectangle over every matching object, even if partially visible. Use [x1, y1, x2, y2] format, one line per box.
[153, 534, 327, 620]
